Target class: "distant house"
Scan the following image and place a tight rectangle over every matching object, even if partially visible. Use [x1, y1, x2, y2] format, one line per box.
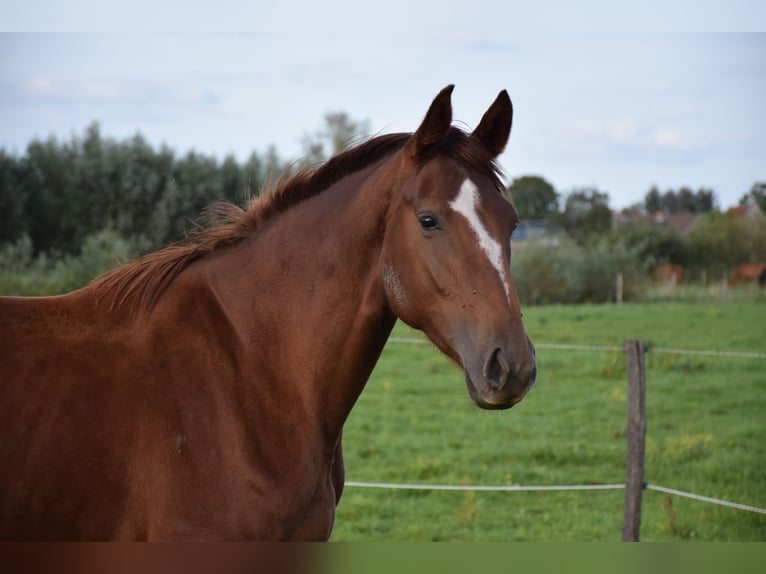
[511, 220, 561, 248]
[727, 202, 763, 219]
[654, 212, 704, 236]
[611, 208, 645, 226]
[612, 209, 703, 236]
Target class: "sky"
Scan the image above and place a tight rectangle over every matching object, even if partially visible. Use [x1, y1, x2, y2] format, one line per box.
[1, 2, 765, 210]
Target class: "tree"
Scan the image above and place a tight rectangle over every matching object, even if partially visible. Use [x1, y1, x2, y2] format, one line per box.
[644, 186, 662, 213]
[149, 151, 224, 246]
[740, 182, 766, 212]
[112, 137, 175, 242]
[661, 189, 680, 214]
[687, 211, 764, 275]
[649, 186, 717, 213]
[694, 187, 716, 212]
[220, 154, 246, 205]
[300, 112, 371, 165]
[0, 150, 26, 244]
[557, 187, 612, 244]
[506, 176, 559, 220]
[22, 136, 81, 254]
[242, 145, 286, 198]
[609, 223, 690, 267]
[677, 187, 697, 212]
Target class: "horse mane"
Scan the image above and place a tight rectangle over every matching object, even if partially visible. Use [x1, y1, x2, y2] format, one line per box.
[93, 128, 504, 314]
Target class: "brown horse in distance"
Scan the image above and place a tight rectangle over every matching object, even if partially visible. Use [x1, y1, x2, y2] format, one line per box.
[0, 86, 536, 540]
[729, 262, 766, 286]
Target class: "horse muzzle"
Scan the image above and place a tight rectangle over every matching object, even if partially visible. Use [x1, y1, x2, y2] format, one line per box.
[462, 341, 537, 410]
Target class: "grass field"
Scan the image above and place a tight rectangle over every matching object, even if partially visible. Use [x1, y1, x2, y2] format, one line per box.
[331, 302, 766, 541]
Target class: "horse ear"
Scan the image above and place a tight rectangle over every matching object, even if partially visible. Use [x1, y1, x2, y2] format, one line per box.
[471, 90, 513, 158]
[408, 84, 454, 159]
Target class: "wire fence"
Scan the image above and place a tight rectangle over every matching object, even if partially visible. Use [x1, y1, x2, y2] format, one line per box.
[345, 481, 626, 492]
[344, 481, 766, 515]
[366, 336, 766, 521]
[388, 337, 766, 359]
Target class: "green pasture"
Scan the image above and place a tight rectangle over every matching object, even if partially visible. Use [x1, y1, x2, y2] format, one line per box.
[332, 302, 766, 541]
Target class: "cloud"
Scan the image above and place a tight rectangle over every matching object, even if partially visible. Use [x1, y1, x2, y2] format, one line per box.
[567, 116, 696, 157]
[20, 75, 224, 115]
[651, 127, 690, 150]
[608, 118, 638, 143]
[567, 116, 639, 150]
[24, 76, 141, 103]
[26, 76, 56, 95]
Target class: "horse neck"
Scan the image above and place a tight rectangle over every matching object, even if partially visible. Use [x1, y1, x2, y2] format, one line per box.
[203, 157, 400, 441]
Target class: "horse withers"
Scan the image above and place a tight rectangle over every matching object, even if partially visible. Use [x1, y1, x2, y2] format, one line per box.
[0, 85, 536, 540]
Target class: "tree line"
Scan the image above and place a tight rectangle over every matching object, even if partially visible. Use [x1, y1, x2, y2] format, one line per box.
[507, 175, 764, 234]
[0, 123, 284, 256]
[1, 121, 764, 300]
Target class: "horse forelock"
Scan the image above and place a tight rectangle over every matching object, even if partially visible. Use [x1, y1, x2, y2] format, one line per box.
[426, 128, 506, 194]
[92, 127, 504, 315]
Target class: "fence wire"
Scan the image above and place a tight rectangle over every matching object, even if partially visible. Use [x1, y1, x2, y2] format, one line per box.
[387, 337, 766, 359]
[345, 481, 626, 492]
[345, 481, 766, 515]
[645, 484, 766, 515]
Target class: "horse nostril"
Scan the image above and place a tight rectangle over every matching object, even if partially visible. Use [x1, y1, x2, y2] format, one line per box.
[484, 348, 510, 391]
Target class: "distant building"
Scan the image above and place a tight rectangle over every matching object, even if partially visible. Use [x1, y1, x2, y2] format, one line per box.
[611, 208, 644, 226]
[511, 220, 561, 248]
[726, 202, 763, 219]
[654, 212, 704, 236]
[611, 209, 703, 236]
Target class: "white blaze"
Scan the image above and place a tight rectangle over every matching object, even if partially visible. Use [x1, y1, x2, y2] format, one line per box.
[449, 178, 510, 301]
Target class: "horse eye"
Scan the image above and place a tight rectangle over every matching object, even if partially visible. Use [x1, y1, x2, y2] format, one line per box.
[418, 213, 441, 231]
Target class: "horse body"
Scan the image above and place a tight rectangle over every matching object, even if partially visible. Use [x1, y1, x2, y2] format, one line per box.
[1, 156, 396, 540]
[0, 86, 536, 540]
[729, 262, 766, 286]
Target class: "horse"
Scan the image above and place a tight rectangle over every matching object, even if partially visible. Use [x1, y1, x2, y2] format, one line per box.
[729, 262, 766, 286]
[0, 85, 537, 541]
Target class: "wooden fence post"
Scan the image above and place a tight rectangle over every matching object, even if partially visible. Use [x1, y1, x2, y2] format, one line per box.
[616, 272, 623, 305]
[622, 339, 647, 542]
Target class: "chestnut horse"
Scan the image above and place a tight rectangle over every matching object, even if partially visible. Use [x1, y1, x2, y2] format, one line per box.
[0, 86, 536, 540]
[729, 262, 766, 286]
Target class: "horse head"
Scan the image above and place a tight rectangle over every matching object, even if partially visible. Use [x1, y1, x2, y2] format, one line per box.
[382, 85, 537, 410]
